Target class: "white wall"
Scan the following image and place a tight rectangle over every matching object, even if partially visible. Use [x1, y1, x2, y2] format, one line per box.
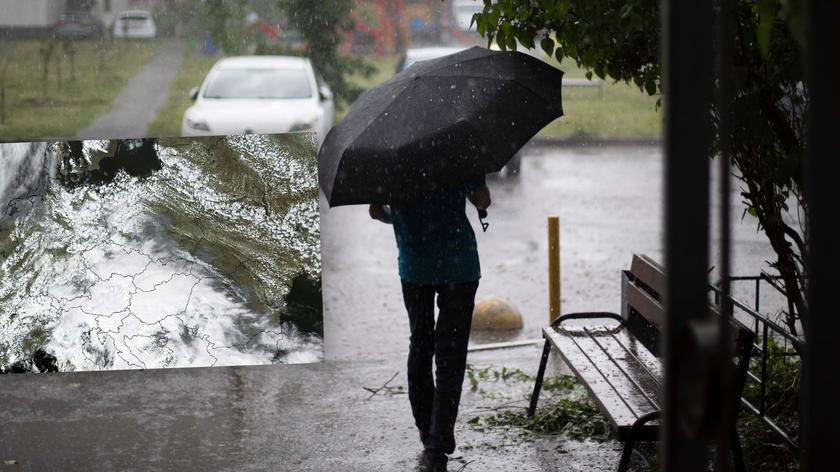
[0, 0, 65, 27]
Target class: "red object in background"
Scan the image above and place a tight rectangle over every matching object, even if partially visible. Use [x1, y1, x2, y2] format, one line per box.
[342, 0, 410, 57]
[256, 21, 279, 40]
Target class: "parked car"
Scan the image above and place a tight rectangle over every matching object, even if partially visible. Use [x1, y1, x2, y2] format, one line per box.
[395, 46, 523, 178]
[113, 10, 157, 39]
[53, 11, 103, 39]
[450, 0, 484, 31]
[181, 56, 335, 147]
[394, 46, 467, 75]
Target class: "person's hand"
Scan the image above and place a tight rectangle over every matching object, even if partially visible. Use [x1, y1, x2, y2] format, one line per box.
[468, 186, 491, 210]
[369, 204, 392, 224]
[369, 204, 384, 220]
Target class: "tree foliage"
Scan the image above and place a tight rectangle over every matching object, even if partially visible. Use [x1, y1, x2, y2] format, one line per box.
[473, 0, 661, 95]
[155, 0, 249, 51]
[159, 0, 371, 105]
[473, 0, 809, 337]
[201, 0, 250, 55]
[277, 0, 373, 106]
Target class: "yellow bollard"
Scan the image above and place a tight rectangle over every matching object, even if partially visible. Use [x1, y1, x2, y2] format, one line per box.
[548, 216, 561, 324]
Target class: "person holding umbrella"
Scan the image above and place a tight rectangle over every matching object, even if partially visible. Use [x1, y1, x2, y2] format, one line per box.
[318, 46, 563, 470]
[368, 176, 490, 471]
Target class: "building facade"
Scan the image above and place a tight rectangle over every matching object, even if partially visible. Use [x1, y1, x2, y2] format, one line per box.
[0, 0, 67, 31]
[0, 0, 150, 37]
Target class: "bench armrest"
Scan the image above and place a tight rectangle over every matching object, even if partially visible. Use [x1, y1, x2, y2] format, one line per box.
[551, 311, 624, 328]
[632, 410, 661, 431]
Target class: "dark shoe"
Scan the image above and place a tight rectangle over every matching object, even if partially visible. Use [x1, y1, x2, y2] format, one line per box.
[416, 449, 448, 472]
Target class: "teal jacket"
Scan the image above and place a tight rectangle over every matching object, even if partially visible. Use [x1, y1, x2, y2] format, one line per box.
[390, 177, 485, 285]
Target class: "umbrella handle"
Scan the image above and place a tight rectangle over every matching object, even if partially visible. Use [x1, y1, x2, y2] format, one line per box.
[478, 209, 489, 232]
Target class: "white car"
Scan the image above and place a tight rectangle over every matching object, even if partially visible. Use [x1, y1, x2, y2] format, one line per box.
[450, 0, 484, 31]
[181, 56, 335, 147]
[113, 10, 157, 39]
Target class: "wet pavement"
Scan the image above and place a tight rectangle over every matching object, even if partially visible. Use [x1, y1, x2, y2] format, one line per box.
[1, 143, 787, 471]
[0, 345, 627, 472]
[77, 41, 183, 140]
[322, 143, 781, 361]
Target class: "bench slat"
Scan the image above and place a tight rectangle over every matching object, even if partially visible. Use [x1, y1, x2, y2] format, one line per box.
[625, 280, 664, 327]
[631, 254, 666, 296]
[545, 326, 661, 439]
[610, 329, 663, 380]
[544, 327, 639, 433]
[588, 329, 663, 408]
[568, 330, 660, 415]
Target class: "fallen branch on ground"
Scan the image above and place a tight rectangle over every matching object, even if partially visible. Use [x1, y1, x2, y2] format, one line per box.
[454, 459, 475, 471]
[363, 371, 405, 399]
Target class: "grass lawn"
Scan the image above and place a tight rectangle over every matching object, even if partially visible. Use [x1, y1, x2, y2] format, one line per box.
[147, 52, 218, 137]
[346, 53, 662, 139]
[542, 58, 662, 138]
[0, 39, 162, 141]
[340, 55, 399, 119]
[144, 49, 662, 140]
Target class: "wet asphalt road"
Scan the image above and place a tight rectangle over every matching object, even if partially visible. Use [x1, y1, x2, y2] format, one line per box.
[0, 144, 784, 471]
[321, 144, 783, 362]
[0, 346, 619, 471]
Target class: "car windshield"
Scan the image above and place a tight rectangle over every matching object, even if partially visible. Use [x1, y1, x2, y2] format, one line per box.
[203, 68, 312, 99]
[60, 13, 88, 21]
[119, 14, 151, 25]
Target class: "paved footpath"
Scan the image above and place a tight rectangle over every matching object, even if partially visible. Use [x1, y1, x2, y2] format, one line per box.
[0, 346, 626, 471]
[77, 41, 184, 140]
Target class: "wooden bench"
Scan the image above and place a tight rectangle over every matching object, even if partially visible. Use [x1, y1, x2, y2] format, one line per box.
[527, 254, 754, 472]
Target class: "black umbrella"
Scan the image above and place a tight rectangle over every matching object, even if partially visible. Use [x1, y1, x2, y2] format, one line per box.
[318, 46, 564, 207]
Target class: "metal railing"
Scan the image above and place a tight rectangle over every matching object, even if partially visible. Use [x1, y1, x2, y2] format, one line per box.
[710, 275, 803, 449]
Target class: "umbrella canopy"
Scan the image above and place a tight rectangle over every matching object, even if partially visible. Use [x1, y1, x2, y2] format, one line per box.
[318, 46, 564, 207]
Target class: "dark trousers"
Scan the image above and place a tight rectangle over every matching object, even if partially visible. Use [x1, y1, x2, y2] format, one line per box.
[401, 280, 479, 455]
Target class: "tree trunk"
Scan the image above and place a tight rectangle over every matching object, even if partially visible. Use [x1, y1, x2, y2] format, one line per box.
[736, 149, 807, 340]
[98, 41, 106, 72]
[56, 53, 63, 92]
[1, 80, 5, 125]
[40, 42, 54, 99]
[69, 47, 76, 82]
[42, 58, 48, 98]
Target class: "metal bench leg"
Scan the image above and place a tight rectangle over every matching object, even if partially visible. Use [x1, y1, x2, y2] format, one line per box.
[618, 438, 635, 472]
[527, 339, 551, 418]
[617, 411, 660, 472]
